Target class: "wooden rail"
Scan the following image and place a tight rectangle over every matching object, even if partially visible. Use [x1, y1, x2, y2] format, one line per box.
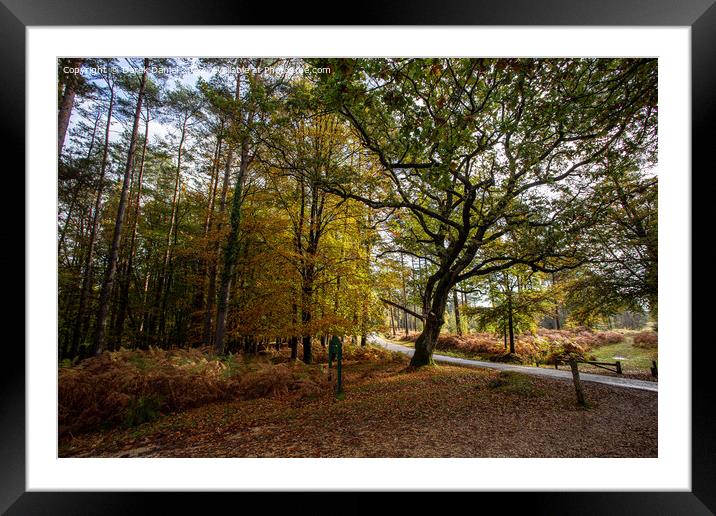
[551, 358, 623, 375]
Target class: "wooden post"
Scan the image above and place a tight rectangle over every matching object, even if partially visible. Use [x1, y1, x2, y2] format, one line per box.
[651, 360, 658, 378]
[569, 358, 587, 407]
[616, 361, 623, 375]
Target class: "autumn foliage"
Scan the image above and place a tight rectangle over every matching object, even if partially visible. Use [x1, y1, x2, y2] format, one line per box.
[632, 331, 659, 348]
[399, 328, 656, 364]
[58, 344, 404, 437]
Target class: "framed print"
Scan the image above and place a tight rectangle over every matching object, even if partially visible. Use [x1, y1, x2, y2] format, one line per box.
[6, 0, 715, 513]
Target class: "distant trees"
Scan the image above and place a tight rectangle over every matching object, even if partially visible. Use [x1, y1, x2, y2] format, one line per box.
[470, 267, 555, 353]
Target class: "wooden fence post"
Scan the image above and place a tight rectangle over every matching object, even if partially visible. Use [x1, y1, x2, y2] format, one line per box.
[651, 360, 658, 378]
[569, 358, 587, 407]
[616, 361, 622, 375]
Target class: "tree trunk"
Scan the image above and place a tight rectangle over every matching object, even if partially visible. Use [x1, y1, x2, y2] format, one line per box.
[92, 59, 148, 355]
[507, 293, 515, 354]
[300, 247, 315, 363]
[59, 108, 101, 260]
[58, 58, 82, 156]
[69, 85, 114, 358]
[453, 288, 462, 336]
[400, 253, 409, 337]
[114, 106, 150, 349]
[409, 313, 442, 367]
[202, 140, 233, 346]
[193, 130, 224, 328]
[551, 273, 561, 330]
[290, 335, 298, 360]
[409, 282, 450, 367]
[302, 334, 312, 363]
[204, 82, 240, 348]
[214, 135, 250, 355]
[146, 115, 187, 347]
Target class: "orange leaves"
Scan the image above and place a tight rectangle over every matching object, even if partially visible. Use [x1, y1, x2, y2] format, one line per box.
[60, 361, 657, 458]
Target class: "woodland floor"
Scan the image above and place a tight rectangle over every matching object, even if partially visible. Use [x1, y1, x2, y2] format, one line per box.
[59, 359, 657, 458]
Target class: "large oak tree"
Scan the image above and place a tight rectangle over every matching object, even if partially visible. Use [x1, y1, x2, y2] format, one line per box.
[314, 58, 657, 366]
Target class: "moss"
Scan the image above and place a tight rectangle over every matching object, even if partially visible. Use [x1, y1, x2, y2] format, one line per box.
[487, 371, 543, 397]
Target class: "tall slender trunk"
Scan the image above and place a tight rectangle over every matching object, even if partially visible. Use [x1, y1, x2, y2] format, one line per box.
[203, 130, 224, 236]
[290, 299, 298, 360]
[158, 184, 183, 346]
[92, 59, 148, 355]
[59, 108, 101, 259]
[58, 58, 83, 156]
[204, 80, 241, 348]
[507, 291, 515, 354]
[551, 273, 561, 330]
[400, 253, 409, 337]
[301, 266, 314, 363]
[146, 115, 187, 347]
[114, 107, 150, 348]
[193, 130, 223, 321]
[69, 85, 115, 358]
[214, 135, 250, 355]
[453, 288, 462, 336]
[138, 268, 152, 336]
[202, 140, 233, 346]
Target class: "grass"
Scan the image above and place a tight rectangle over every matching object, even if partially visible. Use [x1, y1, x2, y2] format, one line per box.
[588, 338, 658, 371]
[486, 371, 544, 397]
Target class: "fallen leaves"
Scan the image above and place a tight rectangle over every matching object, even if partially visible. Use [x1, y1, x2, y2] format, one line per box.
[60, 359, 657, 458]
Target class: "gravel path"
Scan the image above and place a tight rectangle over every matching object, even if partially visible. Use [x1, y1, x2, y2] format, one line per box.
[369, 334, 658, 392]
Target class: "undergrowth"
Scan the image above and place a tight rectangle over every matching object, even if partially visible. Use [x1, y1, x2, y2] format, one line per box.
[59, 344, 402, 437]
[397, 327, 656, 365]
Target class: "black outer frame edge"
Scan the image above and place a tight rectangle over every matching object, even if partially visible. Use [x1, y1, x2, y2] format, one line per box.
[0, 1, 27, 515]
[0, 0, 714, 26]
[691, 0, 716, 513]
[5, 0, 716, 514]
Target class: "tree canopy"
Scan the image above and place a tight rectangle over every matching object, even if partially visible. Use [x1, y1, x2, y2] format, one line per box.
[58, 57, 657, 367]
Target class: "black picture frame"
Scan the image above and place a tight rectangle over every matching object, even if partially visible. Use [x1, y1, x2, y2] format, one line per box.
[5, 1, 715, 514]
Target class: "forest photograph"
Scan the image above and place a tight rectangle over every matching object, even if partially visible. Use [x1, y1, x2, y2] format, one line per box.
[56, 57, 658, 458]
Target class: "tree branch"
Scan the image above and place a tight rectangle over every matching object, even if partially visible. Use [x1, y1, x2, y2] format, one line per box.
[379, 298, 425, 321]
